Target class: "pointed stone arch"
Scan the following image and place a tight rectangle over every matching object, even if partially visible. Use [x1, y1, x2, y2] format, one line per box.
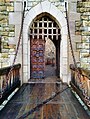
[23, 0, 68, 83]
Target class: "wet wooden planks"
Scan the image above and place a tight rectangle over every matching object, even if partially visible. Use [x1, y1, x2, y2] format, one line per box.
[0, 80, 89, 119]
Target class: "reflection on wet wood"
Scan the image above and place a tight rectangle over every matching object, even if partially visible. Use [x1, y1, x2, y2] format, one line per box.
[0, 77, 89, 119]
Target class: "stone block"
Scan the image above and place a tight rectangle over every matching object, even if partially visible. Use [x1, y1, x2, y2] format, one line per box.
[62, 58, 68, 65]
[23, 32, 28, 44]
[15, 24, 21, 38]
[2, 62, 10, 67]
[69, 50, 80, 62]
[23, 24, 28, 34]
[69, 13, 80, 21]
[23, 72, 28, 83]
[69, 21, 75, 34]
[70, 0, 78, 2]
[14, 2, 22, 12]
[41, 0, 51, 13]
[62, 49, 68, 58]
[81, 15, 89, 20]
[77, 7, 90, 13]
[14, 0, 22, 1]
[82, 36, 90, 42]
[62, 65, 68, 74]
[25, 8, 37, 25]
[83, 21, 90, 26]
[76, 43, 82, 49]
[2, 49, 9, 53]
[23, 65, 28, 73]
[70, 41, 76, 51]
[74, 51, 80, 62]
[80, 62, 90, 70]
[1, 53, 8, 58]
[61, 26, 68, 35]
[23, 54, 28, 64]
[8, 37, 16, 44]
[9, 12, 22, 25]
[33, 2, 43, 16]
[0, 6, 7, 12]
[57, 14, 67, 27]
[82, 31, 90, 36]
[9, 54, 15, 63]
[50, 3, 60, 17]
[69, 3, 77, 12]
[71, 35, 81, 42]
[62, 75, 68, 83]
[7, 6, 14, 12]
[23, 43, 28, 54]
[75, 20, 83, 27]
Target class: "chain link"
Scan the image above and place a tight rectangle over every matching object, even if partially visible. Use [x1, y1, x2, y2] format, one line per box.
[65, 2, 77, 69]
[7, 3, 26, 77]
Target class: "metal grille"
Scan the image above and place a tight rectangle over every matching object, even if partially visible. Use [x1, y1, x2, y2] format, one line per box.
[29, 16, 61, 40]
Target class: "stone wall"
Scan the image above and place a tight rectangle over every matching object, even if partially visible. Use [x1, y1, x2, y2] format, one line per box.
[26, 0, 65, 12]
[0, 0, 15, 67]
[0, 0, 68, 69]
[76, 0, 90, 69]
[0, 0, 22, 68]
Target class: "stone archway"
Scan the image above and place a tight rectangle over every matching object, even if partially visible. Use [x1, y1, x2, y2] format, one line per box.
[29, 13, 61, 79]
[23, 0, 68, 83]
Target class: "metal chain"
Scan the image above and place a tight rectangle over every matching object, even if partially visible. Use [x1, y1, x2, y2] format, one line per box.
[65, 3, 90, 102]
[65, 2, 83, 84]
[12, 5, 25, 66]
[65, 2, 77, 69]
[8, 3, 26, 75]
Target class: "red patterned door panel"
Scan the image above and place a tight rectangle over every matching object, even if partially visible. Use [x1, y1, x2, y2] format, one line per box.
[30, 39, 45, 79]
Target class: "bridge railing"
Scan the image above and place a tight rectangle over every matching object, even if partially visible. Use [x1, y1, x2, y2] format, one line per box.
[0, 64, 21, 104]
[70, 64, 90, 110]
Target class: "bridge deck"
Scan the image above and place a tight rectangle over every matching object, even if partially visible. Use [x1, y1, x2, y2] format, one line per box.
[0, 77, 89, 119]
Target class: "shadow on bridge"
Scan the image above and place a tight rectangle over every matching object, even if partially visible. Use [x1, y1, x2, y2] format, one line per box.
[0, 76, 89, 119]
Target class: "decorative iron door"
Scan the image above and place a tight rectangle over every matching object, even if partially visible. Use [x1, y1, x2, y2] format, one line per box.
[30, 39, 45, 79]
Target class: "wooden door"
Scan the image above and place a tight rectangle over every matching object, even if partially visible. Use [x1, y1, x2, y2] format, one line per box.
[30, 39, 45, 79]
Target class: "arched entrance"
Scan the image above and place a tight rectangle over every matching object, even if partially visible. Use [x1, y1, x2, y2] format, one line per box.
[23, 0, 68, 83]
[29, 14, 61, 79]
